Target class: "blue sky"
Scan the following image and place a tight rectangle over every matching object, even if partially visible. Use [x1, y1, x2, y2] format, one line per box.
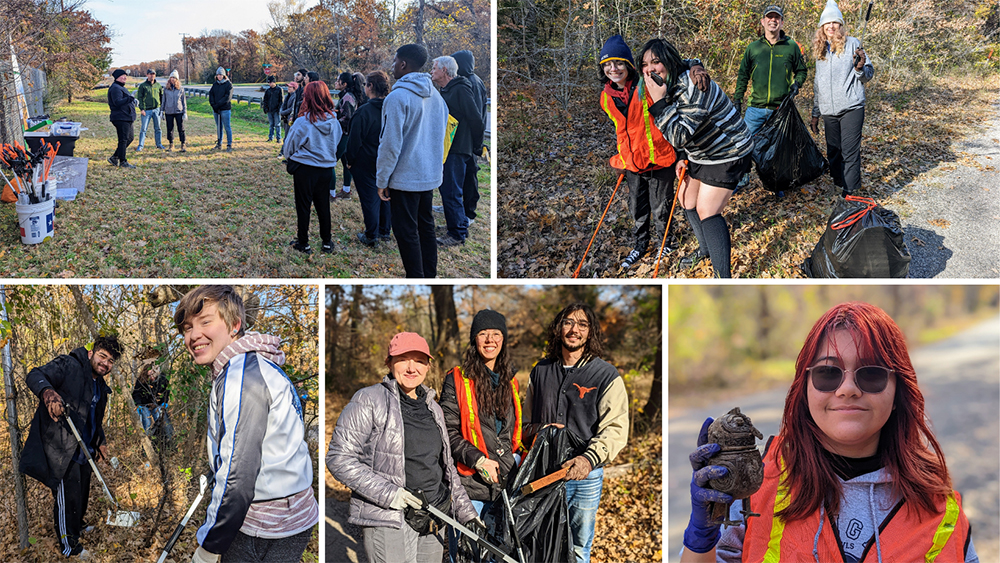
[86, 0, 317, 67]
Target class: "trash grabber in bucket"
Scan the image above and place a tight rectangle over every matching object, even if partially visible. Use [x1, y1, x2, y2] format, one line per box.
[411, 489, 518, 563]
[654, 162, 687, 277]
[573, 172, 625, 278]
[156, 474, 210, 563]
[63, 411, 140, 527]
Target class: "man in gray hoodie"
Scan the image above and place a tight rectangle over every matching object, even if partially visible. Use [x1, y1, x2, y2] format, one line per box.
[377, 44, 449, 278]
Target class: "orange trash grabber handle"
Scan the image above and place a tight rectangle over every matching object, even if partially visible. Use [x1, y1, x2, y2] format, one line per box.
[653, 161, 687, 277]
[573, 172, 625, 278]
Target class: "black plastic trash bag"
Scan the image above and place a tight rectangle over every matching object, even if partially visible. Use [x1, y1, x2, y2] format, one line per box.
[804, 195, 911, 278]
[751, 95, 828, 192]
[455, 426, 582, 563]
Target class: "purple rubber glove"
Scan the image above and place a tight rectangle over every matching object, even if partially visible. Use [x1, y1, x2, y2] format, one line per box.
[683, 417, 733, 554]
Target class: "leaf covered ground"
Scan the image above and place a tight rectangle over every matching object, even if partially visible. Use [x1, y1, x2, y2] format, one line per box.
[0, 88, 490, 278]
[497, 73, 997, 278]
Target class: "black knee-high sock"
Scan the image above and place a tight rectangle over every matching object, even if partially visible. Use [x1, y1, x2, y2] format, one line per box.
[701, 213, 731, 278]
[683, 207, 708, 252]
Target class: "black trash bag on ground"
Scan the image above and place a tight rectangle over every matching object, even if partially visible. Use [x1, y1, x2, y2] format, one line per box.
[455, 426, 583, 563]
[804, 195, 911, 278]
[751, 95, 828, 192]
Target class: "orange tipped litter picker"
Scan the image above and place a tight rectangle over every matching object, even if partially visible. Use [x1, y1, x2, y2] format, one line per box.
[573, 172, 625, 278]
[653, 161, 687, 277]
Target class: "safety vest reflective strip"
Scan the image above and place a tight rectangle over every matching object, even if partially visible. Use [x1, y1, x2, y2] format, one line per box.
[762, 456, 790, 563]
[925, 493, 959, 563]
[451, 367, 522, 476]
[600, 94, 625, 168]
[600, 83, 676, 172]
[638, 80, 657, 164]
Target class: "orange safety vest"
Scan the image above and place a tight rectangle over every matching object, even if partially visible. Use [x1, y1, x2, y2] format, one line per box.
[600, 79, 677, 173]
[743, 437, 971, 563]
[449, 366, 522, 476]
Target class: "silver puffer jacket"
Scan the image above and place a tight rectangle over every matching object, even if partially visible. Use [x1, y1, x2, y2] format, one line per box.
[326, 375, 477, 528]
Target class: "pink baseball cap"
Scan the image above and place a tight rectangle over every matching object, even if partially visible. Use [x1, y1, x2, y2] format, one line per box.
[388, 332, 432, 359]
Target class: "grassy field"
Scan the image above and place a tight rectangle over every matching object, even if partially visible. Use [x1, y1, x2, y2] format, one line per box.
[0, 87, 491, 278]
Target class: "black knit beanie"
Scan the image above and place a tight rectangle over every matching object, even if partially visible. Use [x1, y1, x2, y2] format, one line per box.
[470, 309, 507, 342]
[112, 69, 127, 79]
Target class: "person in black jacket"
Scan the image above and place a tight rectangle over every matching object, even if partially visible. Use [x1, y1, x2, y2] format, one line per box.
[431, 55, 485, 248]
[208, 66, 233, 151]
[19, 335, 124, 560]
[345, 70, 392, 247]
[107, 69, 136, 169]
[452, 50, 487, 224]
[440, 309, 522, 563]
[262, 76, 284, 142]
[131, 347, 172, 441]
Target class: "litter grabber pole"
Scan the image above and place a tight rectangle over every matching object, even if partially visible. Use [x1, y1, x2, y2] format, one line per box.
[156, 474, 209, 563]
[519, 467, 569, 496]
[63, 411, 140, 527]
[411, 490, 518, 563]
[653, 161, 687, 277]
[501, 490, 526, 563]
[854, 1, 874, 68]
[573, 172, 625, 278]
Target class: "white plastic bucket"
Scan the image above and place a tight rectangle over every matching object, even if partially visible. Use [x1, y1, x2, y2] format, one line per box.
[16, 198, 55, 244]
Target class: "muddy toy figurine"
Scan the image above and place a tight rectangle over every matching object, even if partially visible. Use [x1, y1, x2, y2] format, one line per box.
[706, 407, 764, 526]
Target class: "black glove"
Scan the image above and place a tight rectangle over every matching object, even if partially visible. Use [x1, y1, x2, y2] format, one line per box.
[789, 83, 799, 97]
[810, 116, 820, 134]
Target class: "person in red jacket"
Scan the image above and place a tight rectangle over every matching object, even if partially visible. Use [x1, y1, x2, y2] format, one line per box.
[598, 35, 709, 271]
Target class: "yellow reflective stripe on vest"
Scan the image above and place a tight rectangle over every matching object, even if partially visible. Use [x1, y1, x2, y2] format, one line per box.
[638, 80, 657, 164]
[460, 374, 479, 448]
[511, 378, 522, 451]
[925, 493, 959, 563]
[762, 478, 791, 563]
[601, 93, 624, 161]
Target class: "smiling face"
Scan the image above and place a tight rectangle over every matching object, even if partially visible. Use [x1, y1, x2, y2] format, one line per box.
[88, 348, 116, 378]
[807, 329, 896, 457]
[475, 330, 504, 369]
[762, 12, 783, 35]
[640, 50, 666, 82]
[182, 302, 239, 366]
[560, 309, 591, 353]
[390, 351, 430, 398]
[822, 21, 842, 40]
[602, 60, 629, 86]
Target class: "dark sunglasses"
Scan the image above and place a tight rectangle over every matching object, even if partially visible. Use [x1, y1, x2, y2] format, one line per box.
[806, 365, 893, 394]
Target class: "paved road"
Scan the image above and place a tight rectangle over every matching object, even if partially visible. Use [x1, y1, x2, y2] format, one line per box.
[666, 318, 1000, 561]
[326, 495, 367, 563]
[894, 100, 1000, 278]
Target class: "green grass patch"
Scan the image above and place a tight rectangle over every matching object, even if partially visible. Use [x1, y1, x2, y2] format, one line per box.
[0, 92, 490, 278]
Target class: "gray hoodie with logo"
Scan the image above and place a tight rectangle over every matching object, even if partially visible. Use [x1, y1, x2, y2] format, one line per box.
[284, 112, 342, 168]
[812, 35, 874, 118]
[376, 72, 448, 192]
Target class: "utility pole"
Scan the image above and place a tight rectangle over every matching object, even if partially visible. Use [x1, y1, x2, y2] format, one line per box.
[179, 33, 190, 84]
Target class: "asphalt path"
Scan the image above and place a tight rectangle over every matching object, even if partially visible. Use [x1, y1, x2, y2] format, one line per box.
[326, 495, 367, 563]
[895, 99, 1000, 278]
[666, 318, 1000, 561]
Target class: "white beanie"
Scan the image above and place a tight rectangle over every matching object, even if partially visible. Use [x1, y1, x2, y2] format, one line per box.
[169, 70, 179, 79]
[819, 0, 844, 26]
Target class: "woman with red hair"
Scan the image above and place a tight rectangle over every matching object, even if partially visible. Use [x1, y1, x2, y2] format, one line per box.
[681, 302, 978, 562]
[284, 80, 342, 254]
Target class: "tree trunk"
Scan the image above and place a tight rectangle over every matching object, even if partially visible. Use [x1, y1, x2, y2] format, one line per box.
[640, 344, 662, 428]
[415, 0, 425, 45]
[68, 286, 159, 466]
[0, 287, 30, 549]
[430, 286, 459, 384]
[0, 34, 25, 149]
[327, 286, 342, 387]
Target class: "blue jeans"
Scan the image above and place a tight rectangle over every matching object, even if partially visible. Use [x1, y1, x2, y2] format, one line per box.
[448, 499, 492, 563]
[354, 166, 390, 240]
[565, 466, 604, 563]
[267, 112, 281, 140]
[137, 107, 162, 149]
[214, 110, 232, 146]
[743, 106, 773, 136]
[136, 405, 174, 439]
[440, 153, 473, 240]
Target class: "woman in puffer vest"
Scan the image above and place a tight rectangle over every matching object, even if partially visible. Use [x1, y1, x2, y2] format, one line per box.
[327, 332, 479, 563]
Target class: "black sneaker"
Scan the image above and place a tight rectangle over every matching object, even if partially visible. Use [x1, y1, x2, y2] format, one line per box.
[289, 239, 311, 253]
[321, 242, 334, 254]
[213, 143, 221, 150]
[680, 248, 709, 267]
[107, 156, 119, 166]
[437, 234, 464, 247]
[378, 233, 392, 242]
[656, 240, 678, 259]
[119, 161, 136, 169]
[620, 249, 643, 270]
[356, 232, 377, 247]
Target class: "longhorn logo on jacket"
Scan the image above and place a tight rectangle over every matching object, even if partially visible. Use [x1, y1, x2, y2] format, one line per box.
[572, 383, 597, 399]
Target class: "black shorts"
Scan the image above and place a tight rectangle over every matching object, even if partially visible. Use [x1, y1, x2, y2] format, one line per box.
[687, 154, 753, 190]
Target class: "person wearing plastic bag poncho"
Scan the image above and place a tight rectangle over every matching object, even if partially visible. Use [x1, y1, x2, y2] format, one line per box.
[440, 310, 524, 562]
[643, 39, 754, 278]
[809, 0, 875, 198]
[678, 302, 978, 563]
[176, 286, 318, 563]
[327, 332, 481, 563]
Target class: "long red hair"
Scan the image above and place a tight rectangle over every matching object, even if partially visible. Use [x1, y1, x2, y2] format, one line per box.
[776, 302, 952, 521]
[298, 81, 336, 123]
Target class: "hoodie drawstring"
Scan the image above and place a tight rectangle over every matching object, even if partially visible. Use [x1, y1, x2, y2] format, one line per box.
[870, 483, 883, 563]
[813, 504, 825, 563]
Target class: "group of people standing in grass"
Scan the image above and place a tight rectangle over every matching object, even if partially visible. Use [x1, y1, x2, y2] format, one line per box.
[601, 0, 873, 278]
